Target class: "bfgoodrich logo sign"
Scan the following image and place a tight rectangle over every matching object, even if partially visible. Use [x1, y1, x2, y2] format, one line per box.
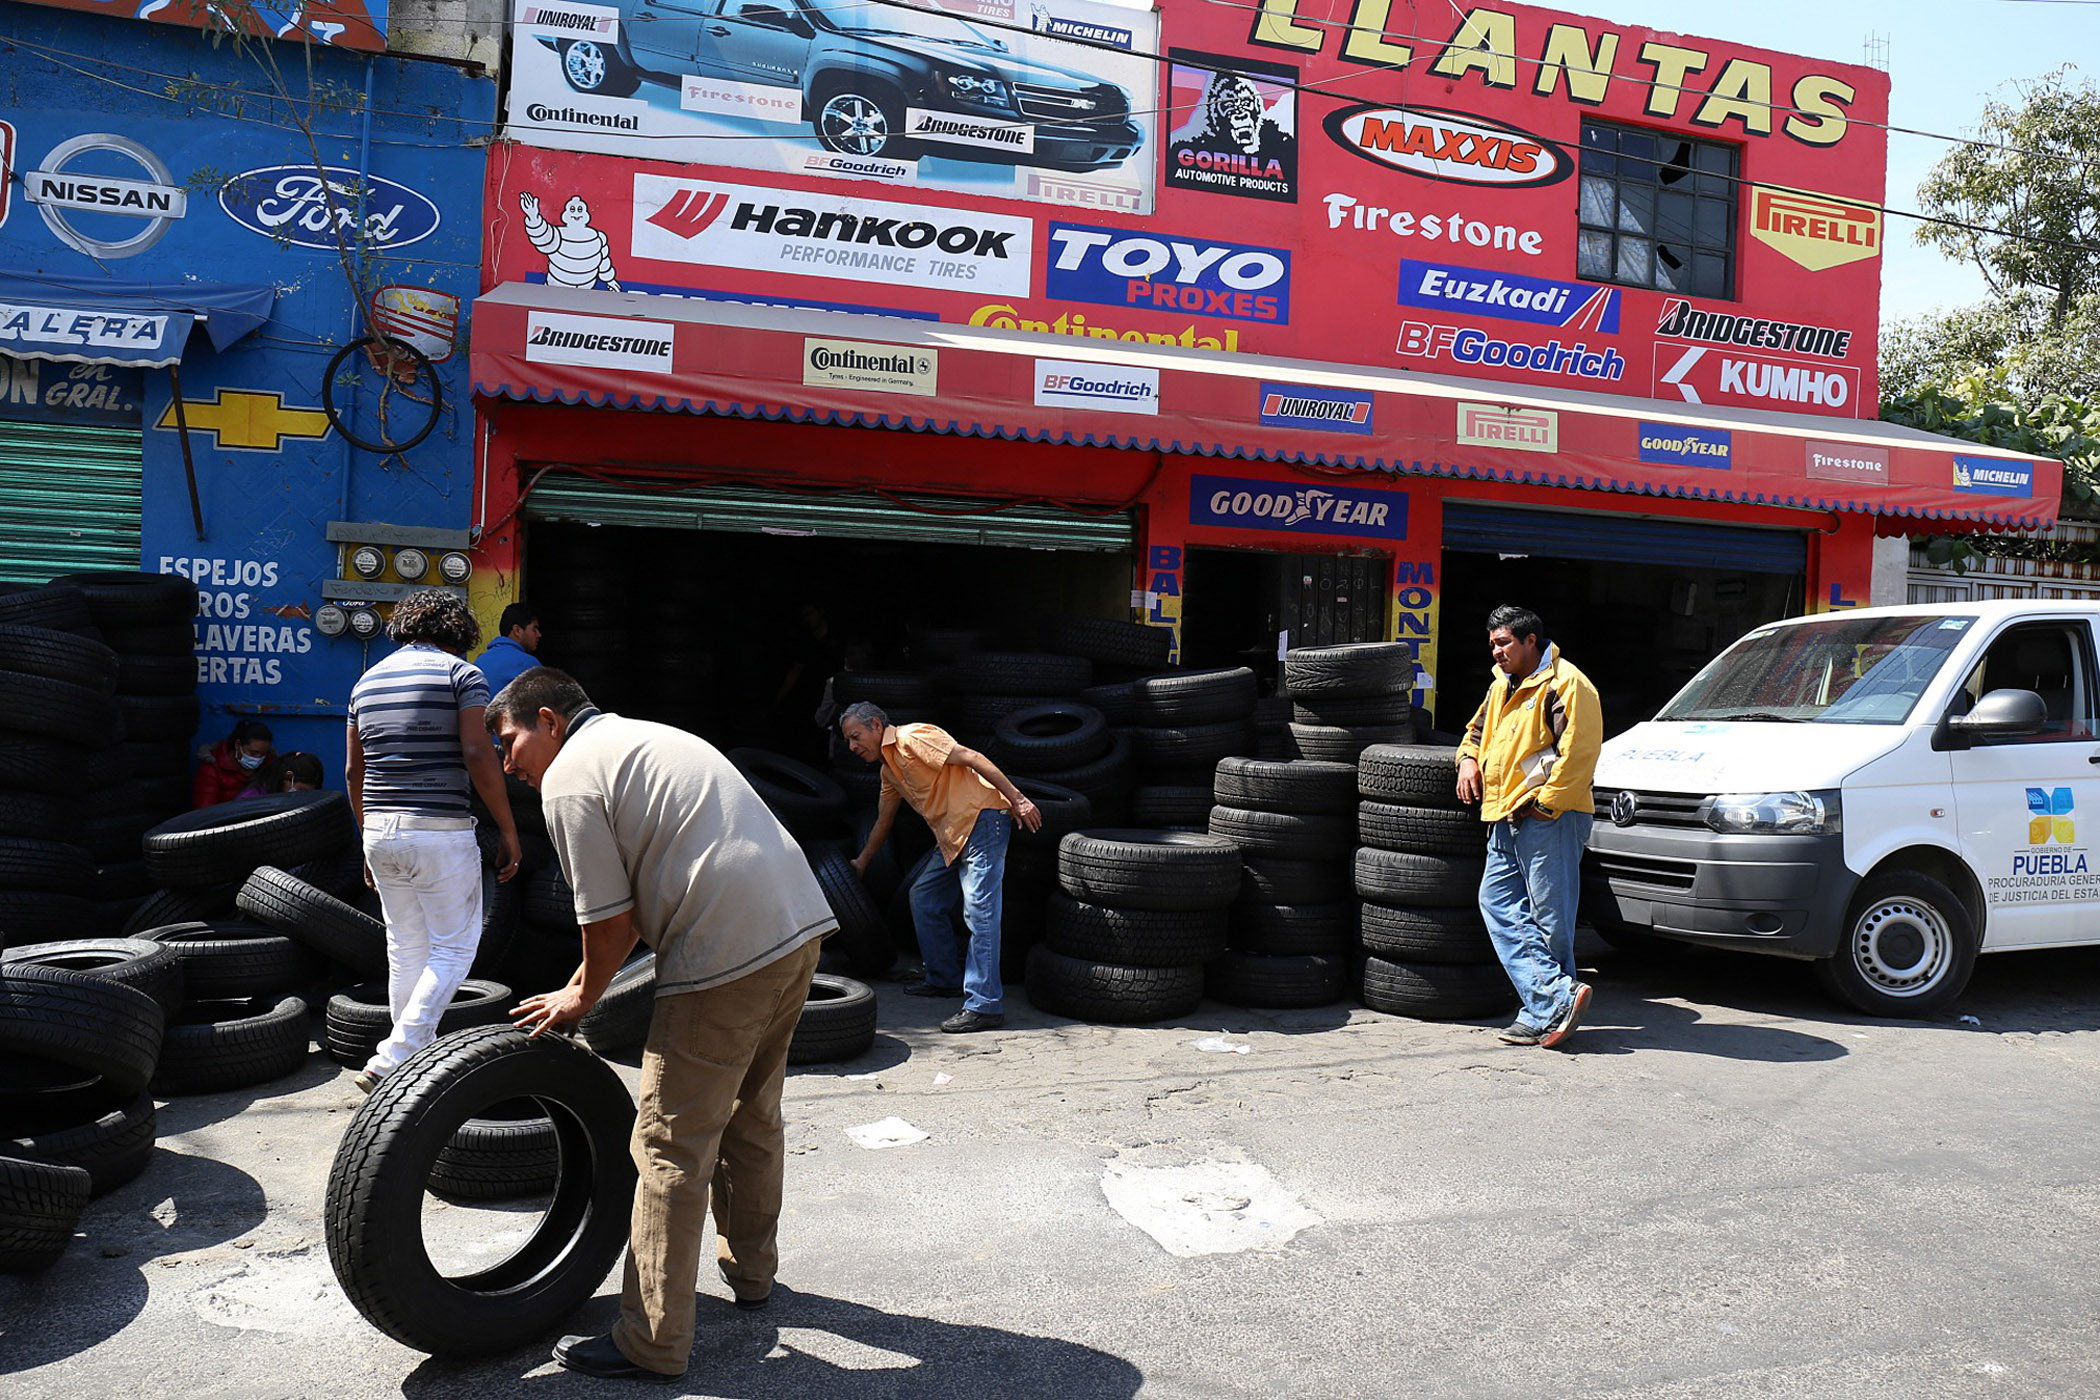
[1191, 473, 1406, 539]
[1034, 359, 1158, 414]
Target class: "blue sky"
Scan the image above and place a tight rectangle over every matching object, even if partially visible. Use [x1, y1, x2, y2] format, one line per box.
[1581, 0, 2099, 328]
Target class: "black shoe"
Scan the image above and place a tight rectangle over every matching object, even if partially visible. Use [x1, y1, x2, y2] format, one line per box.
[903, 983, 965, 998]
[1495, 1021, 1543, 1046]
[734, 1293, 770, 1312]
[940, 1009, 1005, 1033]
[552, 1333, 672, 1382]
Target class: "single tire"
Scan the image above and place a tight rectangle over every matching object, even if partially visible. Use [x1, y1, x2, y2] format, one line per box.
[1359, 955, 1516, 1020]
[0, 793, 74, 843]
[0, 937, 183, 1020]
[1287, 722, 1417, 763]
[1206, 950, 1347, 1009]
[115, 694, 200, 741]
[1126, 720, 1256, 769]
[1207, 805, 1356, 860]
[1358, 744, 1469, 808]
[950, 651, 1091, 697]
[1212, 757, 1357, 816]
[1057, 830, 1242, 912]
[1128, 785, 1213, 829]
[1023, 945, 1204, 1024]
[0, 625, 119, 690]
[0, 670, 120, 745]
[1030, 730, 1136, 810]
[1230, 901, 1354, 956]
[155, 995, 311, 1094]
[1133, 667, 1257, 725]
[0, 733, 71, 794]
[728, 749, 848, 835]
[1283, 643, 1412, 699]
[139, 919, 319, 1000]
[0, 582, 92, 632]
[50, 571, 198, 626]
[1358, 802, 1487, 855]
[429, 1103, 560, 1203]
[1354, 848, 1485, 908]
[1292, 693, 1411, 727]
[993, 702, 1109, 771]
[813, 81, 916, 160]
[122, 884, 239, 937]
[324, 1025, 639, 1357]
[1076, 680, 1143, 726]
[1358, 902, 1497, 963]
[810, 851, 891, 977]
[237, 865, 389, 977]
[1815, 871, 1979, 1017]
[287, 846, 369, 901]
[0, 1153, 91, 1273]
[4, 1090, 155, 1196]
[1241, 856, 1350, 905]
[98, 621, 196, 656]
[788, 973, 877, 1065]
[114, 654, 197, 697]
[0, 963, 163, 1098]
[1012, 780, 1092, 845]
[0, 837, 95, 893]
[143, 791, 354, 890]
[1040, 617, 1170, 670]
[322, 980, 514, 1069]
[1044, 893, 1228, 967]
[577, 952, 655, 1054]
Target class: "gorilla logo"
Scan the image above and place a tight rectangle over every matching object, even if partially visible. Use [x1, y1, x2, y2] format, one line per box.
[1205, 74, 1268, 155]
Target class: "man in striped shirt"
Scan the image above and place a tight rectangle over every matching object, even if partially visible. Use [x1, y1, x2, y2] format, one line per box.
[346, 589, 521, 1091]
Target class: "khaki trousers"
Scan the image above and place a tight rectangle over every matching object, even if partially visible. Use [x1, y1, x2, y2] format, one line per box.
[612, 938, 822, 1376]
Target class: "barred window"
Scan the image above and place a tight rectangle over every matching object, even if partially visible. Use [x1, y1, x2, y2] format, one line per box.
[1577, 122, 1737, 300]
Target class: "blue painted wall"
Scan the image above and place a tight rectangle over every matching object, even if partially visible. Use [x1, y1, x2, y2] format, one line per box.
[0, 1, 494, 772]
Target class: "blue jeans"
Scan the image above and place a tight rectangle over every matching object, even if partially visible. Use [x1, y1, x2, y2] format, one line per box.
[1479, 811, 1594, 1031]
[907, 808, 1011, 1015]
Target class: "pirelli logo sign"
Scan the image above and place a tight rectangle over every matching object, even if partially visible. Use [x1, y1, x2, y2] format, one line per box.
[1750, 185, 1882, 273]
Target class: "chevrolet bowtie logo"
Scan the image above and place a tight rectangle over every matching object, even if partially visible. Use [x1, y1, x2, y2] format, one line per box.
[157, 388, 332, 452]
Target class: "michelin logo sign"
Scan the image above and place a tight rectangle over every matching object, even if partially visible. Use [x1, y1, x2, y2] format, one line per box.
[1190, 473, 1406, 540]
[1637, 423, 1732, 469]
[1952, 455, 2034, 498]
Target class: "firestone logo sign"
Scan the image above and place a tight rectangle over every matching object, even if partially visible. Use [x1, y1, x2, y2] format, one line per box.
[1258, 382, 1372, 436]
[1456, 403, 1557, 453]
[1190, 473, 1406, 539]
[1804, 440, 1888, 485]
[1045, 223, 1291, 325]
[1399, 261, 1619, 333]
[1750, 185, 1882, 272]
[1325, 104, 1570, 188]
[1033, 358, 1159, 415]
[1953, 455, 2035, 498]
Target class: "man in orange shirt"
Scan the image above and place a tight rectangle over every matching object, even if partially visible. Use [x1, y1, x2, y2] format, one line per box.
[841, 701, 1042, 1032]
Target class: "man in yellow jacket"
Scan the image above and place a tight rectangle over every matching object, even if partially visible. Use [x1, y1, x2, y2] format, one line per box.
[1456, 605, 1602, 1049]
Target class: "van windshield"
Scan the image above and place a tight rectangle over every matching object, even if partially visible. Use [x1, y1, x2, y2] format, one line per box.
[1657, 613, 1973, 725]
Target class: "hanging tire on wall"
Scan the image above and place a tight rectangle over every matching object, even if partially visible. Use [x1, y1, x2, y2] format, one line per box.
[322, 980, 514, 1069]
[810, 851, 893, 978]
[788, 973, 877, 1065]
[0, 1153, 91, 1274]
[0, 963, 164, 1099]
[237, 866, 389, 977]
[325, 1025, 639, 1357]
[144, 793, 355, 890]
[321, 335, 444, 454]
[155, 995, 312, 1095]
[1023, 945, 1204, 1024]
[1359, 955, 1515, 1020]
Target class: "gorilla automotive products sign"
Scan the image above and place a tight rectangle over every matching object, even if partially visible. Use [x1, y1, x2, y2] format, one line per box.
[1165, 50, 1298, 202]
[503, 0, 1158, 212]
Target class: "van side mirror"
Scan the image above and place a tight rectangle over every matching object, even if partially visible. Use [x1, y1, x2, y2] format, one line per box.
[1935, 687, 2049, 750]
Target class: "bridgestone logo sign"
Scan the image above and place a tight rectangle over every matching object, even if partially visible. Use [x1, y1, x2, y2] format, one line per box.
[904, 108, 1036, 153]
[524, 311, 674, 373]
[631, 174, 1032, 296]
[802, 338, 937, 394]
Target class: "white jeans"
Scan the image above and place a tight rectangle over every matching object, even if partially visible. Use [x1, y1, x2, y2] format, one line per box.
[362, 816, 484, 1077]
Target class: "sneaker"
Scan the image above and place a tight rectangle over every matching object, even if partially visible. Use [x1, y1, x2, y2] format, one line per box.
[903, 983, 966, 998]
[1496, 1022, 1544, 1046]
[1541, 982, 1594, 1049]
[352, 1070, 381, 1095]
[940, 1009, 1005, 1033]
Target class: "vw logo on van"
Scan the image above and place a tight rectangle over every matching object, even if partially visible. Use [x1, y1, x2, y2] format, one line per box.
[218, 166, 442, 251]
[1609, 790, 1639, 827]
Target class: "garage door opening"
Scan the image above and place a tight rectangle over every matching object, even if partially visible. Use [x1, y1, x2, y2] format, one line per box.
[1180, 548, 1389, 693]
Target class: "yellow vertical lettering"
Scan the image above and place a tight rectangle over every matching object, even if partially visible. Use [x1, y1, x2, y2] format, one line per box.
[1249, 0, 1325, 53]
[1693, 57, 1774, 133]
[1785, 73, 1856, 146]
[1638, 41, 1709, 118]
[1533, 22, 1618, 103]
[1427, 8, 1518, 88]
[1339, 0, 1417, 69]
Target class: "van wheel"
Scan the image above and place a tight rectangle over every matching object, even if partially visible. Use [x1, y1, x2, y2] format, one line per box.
[814, 87, 916, 160]
[1815, 872, 1977, 1017]
[559, 39, 639, 98]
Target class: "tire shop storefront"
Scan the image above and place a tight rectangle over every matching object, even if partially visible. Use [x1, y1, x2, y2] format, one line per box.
[473, 1, 2056, 734]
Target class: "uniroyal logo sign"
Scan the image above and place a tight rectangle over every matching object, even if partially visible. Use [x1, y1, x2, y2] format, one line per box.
[628, 174, 1033, 296]
[1456, 403, 1558, 453]
[1749, 185, 1882, 272]
[1324, 104, 1570, 188]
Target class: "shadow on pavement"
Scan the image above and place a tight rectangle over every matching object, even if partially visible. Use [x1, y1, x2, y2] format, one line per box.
[790, 1032, 914, 1077]
[400, 1285, 1143, 1399]
[152, 1048, 347, 1135]
[0, 1147, 268, 1374]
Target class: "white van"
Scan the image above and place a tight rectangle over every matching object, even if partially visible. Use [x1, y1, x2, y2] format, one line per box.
[1587, 600, 2100, 1016]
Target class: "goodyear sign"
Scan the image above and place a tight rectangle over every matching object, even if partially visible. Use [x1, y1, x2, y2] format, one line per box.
[1637, 423, 1732, 470]
[1190, 473, 1406, 539]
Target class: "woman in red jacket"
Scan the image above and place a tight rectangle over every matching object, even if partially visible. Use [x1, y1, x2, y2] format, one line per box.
[192, 719, 276, 808]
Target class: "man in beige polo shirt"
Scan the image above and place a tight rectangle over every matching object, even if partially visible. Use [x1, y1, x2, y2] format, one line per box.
[492, 667, 836, 1383]
[840, 700, 1041, 1033]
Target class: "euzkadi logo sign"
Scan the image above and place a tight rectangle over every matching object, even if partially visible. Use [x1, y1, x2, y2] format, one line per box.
[1456, 403, 1557, 453]
[1657, 345, 1858, 410]
[1750, 185, 1882, 272]
[1324, 105, 1569, 188]
[1398, 261, 1618, 333]
[524, 311, 674, 373]
[629, 174, 1033, 296]
[1034, 359, 1159, 415]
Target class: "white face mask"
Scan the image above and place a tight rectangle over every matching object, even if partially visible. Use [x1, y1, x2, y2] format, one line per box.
[237, 751, 266, 771]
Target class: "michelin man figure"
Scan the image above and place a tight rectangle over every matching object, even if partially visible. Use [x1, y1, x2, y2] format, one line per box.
[521, 192, 622, 292]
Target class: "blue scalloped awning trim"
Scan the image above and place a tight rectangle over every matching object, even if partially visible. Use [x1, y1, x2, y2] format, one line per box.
[474, 378, 2043, 530]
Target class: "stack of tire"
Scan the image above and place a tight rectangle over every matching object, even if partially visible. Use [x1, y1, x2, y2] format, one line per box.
[1204, 757, 1357, 1009]
[1352, 743, 1515, 1022]
[1026, 830, 1239, 1024]
[1118, 667, 1259, 829]
[1283, 643, 1417, 762]
[941, 649, 1092, 754]
[984, 703, 1103, 982]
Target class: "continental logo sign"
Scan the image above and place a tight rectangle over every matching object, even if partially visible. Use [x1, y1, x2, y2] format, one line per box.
[968, 304, 1244, 353]
[1750, 186, 1882, 272]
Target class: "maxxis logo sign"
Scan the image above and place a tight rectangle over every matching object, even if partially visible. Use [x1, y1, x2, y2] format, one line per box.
[1324, 104, 1569, 188]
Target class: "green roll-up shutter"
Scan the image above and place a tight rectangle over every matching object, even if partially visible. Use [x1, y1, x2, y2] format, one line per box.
[522, 475, 1134, 552]
[0, 420, 144, 581]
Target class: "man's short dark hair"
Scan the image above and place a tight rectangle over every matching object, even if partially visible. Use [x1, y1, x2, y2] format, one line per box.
[498, 602, 539, 636]
[838, 700, 889, 731]
[389, 589, 481, 652]
[1486, 605, 1548, 649]
[485, 667, 593, 733]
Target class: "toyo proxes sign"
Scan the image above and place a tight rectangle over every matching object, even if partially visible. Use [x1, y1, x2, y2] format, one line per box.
[1190, 473, 1406, 539]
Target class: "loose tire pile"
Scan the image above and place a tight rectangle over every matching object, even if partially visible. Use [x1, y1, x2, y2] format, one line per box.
[1353, 743, 1515, 1021]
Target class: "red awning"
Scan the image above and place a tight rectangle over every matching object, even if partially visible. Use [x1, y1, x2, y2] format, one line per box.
[471, 281, 2060, 531]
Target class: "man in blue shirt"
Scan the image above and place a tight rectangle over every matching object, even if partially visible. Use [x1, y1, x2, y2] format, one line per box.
[475, 602, 543, 698]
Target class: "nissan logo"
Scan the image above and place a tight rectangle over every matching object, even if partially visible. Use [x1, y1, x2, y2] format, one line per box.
[25, 133, 189, 260]
[1609, 791, 1638, 827]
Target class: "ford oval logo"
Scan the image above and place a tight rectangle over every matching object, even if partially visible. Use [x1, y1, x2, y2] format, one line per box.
[1323, 104, 1571, 189]
[1610, 790, 1638, 827]
[217, 166, 442, 251]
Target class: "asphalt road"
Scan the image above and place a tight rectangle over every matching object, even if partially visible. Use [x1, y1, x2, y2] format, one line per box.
[8, 934, 2100, 1399]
